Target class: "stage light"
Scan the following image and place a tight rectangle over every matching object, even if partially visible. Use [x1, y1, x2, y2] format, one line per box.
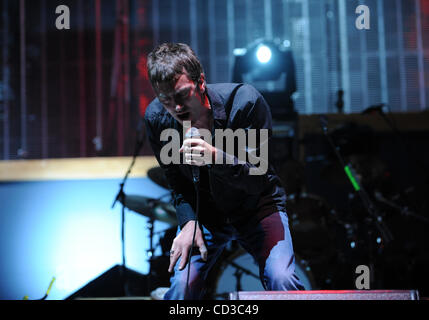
[233, 48, 247, 56]
[256, 45, 272, 64]
[232, 39, 297, 119]
[232, 39, 295, 84]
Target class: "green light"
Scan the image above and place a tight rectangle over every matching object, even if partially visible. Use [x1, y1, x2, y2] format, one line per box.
[344, 165, 361, 191]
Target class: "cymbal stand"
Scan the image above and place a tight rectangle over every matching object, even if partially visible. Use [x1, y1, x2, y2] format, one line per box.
[228, 259, 260, 292]
[146, 199, 159, 292]
[111, 118, 146, 295]
[212, 261, 259, 299]
[234, 269, 243, 292]
[374, 191, 429, 224]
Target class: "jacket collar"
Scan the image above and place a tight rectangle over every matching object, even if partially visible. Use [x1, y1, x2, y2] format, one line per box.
[206, 85, 227, 129]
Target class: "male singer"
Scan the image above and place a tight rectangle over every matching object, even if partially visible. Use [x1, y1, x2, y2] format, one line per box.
[144, 43, 304, 299]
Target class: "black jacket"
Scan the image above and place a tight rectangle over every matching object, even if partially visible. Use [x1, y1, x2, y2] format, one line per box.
[144, 83, 287, 228]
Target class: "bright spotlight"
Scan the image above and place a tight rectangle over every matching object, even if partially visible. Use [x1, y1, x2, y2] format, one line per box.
[256, 45, 272, 64]
[232, 39, 297, 117]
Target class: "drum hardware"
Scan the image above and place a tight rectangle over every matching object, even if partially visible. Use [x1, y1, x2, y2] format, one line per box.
[315, 115, 400, 290]
[305, 113, 427, 289]
[147, 166, 170, 190]
[286, 192, 335, 259]
[146, 211, 157, 292]
[118, 194, 177, 226]
[228, 258, 260, 292]
[109, 164, 177, 294]
[361, 103, 429, 227]
[319, 115, 394, 245]
[118, 193, 178, 291]
[206, 247, 317, 299]
[374, 191, 429, 224]
[112, 133, 176, 295]
[284, 190, 362, 290]
[211, 259, 260, 300]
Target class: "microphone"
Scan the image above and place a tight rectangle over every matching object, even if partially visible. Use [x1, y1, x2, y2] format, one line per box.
[361, 104, 385, 115]
[185, 127, 200, 184]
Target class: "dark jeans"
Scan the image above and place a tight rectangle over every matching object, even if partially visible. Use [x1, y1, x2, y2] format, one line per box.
[164, 211, 305, 300]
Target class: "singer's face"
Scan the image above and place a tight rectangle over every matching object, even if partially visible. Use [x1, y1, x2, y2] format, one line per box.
[155, 72, 207, 125]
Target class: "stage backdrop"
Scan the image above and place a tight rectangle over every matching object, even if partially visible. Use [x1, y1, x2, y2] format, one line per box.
[1, 0, 428, 160]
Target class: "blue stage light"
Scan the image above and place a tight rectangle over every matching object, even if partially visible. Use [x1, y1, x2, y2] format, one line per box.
[256, 45, 272, 64]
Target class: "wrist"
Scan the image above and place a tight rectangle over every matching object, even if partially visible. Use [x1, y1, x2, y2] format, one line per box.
[211, 146, 220, 164]
[181, 219, 196, 229]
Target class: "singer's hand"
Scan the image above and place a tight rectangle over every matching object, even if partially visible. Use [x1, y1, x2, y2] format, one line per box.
[168, 221, 208, 273]
[179, 138, 218, 166]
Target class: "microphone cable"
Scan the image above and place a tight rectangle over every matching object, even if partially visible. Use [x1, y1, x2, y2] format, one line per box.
[184, 179, 200, 299]
[183, 126, 201, 299]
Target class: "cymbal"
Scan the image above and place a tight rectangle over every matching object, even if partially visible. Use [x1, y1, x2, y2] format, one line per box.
[147, 167, 169, 189]
[119, 194, 177, 225]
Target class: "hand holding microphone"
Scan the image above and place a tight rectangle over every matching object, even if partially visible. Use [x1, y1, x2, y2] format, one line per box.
[173, 127, 211, 280]
[180, 127, 218, 168]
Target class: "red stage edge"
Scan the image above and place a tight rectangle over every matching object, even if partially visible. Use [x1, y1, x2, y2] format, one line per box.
[229, 290, 420, 300]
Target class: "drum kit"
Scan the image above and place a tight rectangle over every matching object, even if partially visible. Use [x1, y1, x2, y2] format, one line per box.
[290, 117, 429, 292]
[116, 118, 428, 298]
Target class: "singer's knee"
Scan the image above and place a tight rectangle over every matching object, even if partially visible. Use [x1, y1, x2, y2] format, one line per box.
[165, 265, 205, 300]
[264, 265, 304, 291]
[176, 270, 198, 288]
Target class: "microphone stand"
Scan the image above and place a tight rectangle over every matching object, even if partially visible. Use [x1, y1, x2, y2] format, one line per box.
[111, 118, 146, 296]
[319, 115, 394, 245]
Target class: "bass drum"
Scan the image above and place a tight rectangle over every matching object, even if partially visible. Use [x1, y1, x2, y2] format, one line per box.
[205, 246, 317, 300]
[286, 192, 337, 261]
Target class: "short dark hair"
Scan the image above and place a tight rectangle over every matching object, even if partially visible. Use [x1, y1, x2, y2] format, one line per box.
[147, 43, 204, 89]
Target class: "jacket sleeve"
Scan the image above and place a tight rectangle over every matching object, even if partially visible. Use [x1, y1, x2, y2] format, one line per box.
[144, 114, 196, 227]
[210, 84, 273, 195]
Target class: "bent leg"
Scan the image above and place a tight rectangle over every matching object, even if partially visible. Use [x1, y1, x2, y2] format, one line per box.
[237, 212, 305, 291]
